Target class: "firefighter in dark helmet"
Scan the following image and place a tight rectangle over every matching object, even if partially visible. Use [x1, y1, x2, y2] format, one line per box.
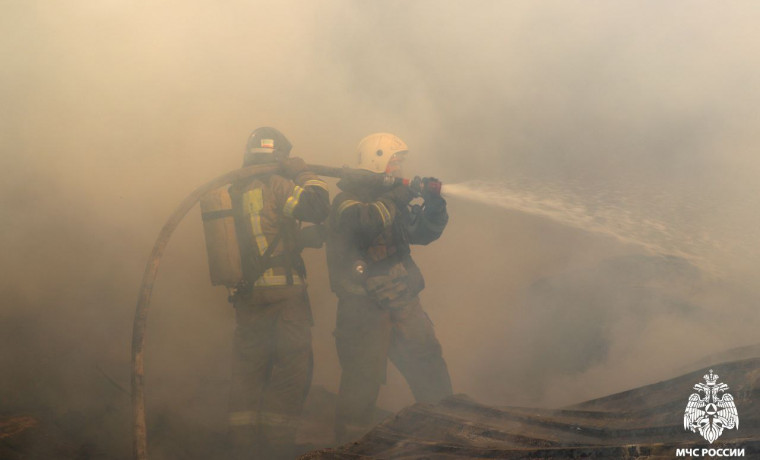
[227, 127, 329, 459]
[326, 132, 453, 442]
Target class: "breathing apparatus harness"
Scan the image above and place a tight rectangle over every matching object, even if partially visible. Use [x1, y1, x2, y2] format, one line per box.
[227, 174, 306, 302]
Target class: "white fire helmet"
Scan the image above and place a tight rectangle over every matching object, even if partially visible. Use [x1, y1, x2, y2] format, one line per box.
[356, 133, 408, 175]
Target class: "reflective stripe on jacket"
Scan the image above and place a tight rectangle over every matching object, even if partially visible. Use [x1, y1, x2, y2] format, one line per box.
[326, 181, 447, 297]
[230, 170, 329, 287]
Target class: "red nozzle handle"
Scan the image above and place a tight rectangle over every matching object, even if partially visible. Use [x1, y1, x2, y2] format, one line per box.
[401, 176, 441, 196]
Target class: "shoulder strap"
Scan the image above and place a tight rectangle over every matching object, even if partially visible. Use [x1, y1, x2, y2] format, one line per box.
[254, 227, 285, 280]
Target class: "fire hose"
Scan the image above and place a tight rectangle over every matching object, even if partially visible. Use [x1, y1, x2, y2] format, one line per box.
[130, 163, 441, 460]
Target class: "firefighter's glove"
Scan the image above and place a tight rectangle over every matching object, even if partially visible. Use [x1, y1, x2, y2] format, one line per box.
[281, 157, 308, 179]
[383, 182, 416, 206]
[424, 193, 446, 215]
[409, 176, 423, 197]
[421, 177, 442, 200]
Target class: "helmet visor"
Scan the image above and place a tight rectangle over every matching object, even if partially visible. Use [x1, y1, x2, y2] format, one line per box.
[385, 151, 407, 176]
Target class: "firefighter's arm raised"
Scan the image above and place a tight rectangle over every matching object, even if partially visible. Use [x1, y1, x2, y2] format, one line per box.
[407, 194, 448, 245]
[280, 158, 330, 223]
[333, 185, 414, 243]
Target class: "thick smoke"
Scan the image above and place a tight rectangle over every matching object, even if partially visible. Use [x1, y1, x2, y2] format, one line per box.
[2, 1, 760, 456]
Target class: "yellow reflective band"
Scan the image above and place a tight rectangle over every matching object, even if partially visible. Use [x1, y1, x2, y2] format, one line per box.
[372, 201, 392, 228]
[243, 188, 268, 255]
[303, 179, 328, 190]
[255, 269, 303, 287]
[337, 199, 361, 218]
[283, 185, 304, 218]
[240, 187, 305, 287]
[228, 410, 258, 426]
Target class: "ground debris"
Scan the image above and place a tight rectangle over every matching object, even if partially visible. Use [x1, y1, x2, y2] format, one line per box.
[303, 357, 760, 459]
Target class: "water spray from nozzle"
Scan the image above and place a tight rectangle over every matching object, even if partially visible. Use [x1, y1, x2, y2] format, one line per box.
[440, 179, 718, 277]
[314, 167, 713, 275]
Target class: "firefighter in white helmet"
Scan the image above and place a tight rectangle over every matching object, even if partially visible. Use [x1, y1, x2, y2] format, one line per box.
[326, 133, 453, 442]
[227, 127, 329, 459]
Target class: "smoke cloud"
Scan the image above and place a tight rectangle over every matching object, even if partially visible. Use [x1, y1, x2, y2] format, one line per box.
[2, 1, 760, 456]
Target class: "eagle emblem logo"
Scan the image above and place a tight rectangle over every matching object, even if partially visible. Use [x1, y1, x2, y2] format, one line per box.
[684, 369, 739, 443]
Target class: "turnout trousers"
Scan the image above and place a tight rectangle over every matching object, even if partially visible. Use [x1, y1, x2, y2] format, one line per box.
[333, 293, 452, 439]
[228, 284, 313, 459]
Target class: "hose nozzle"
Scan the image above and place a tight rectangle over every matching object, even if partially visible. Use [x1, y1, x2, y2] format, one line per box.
[403, 176, 442, 197]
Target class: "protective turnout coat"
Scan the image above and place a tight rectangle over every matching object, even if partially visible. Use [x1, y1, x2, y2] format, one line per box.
[229, 170, 328, 288]
[226, 167, 328, 459]
[326, 178, 452, 441]
[327, 179, 448, 303]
